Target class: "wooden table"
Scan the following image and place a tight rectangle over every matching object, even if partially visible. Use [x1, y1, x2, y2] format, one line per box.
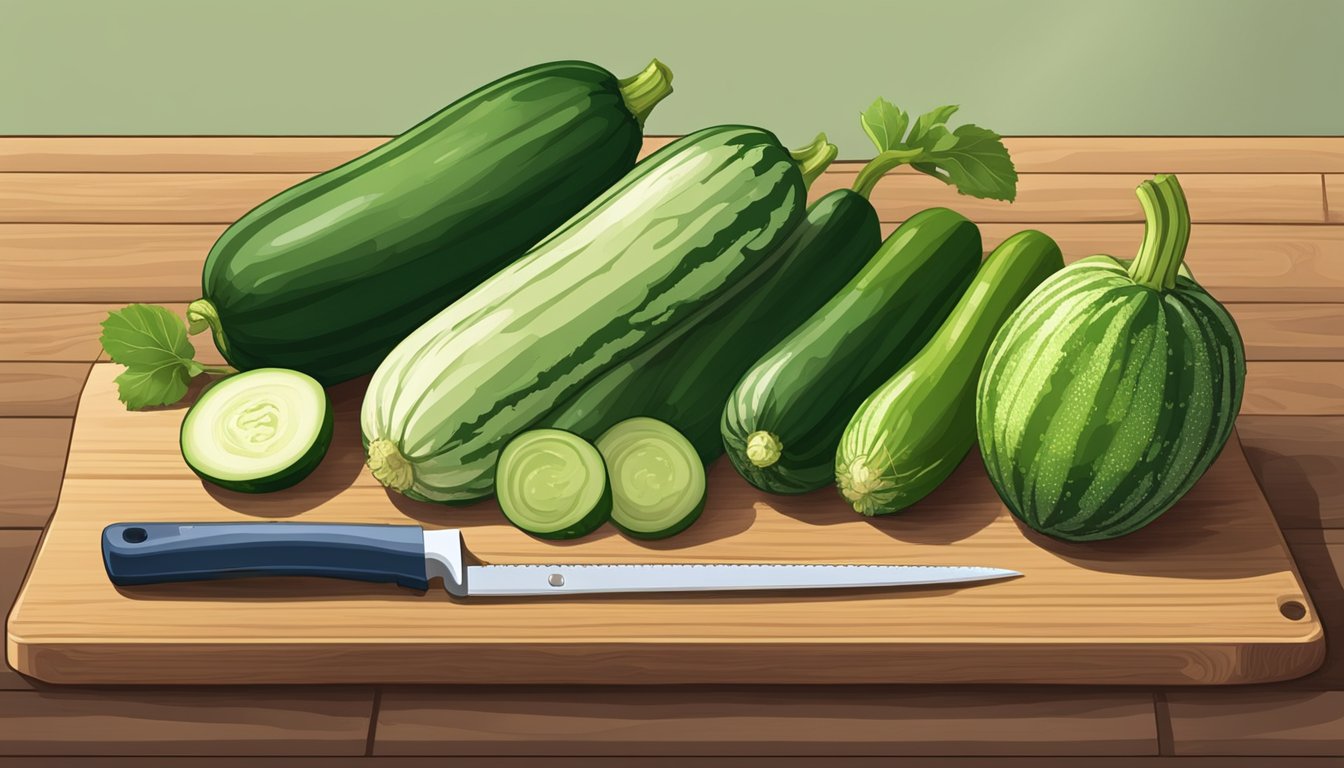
[1, 136, 1342, 764]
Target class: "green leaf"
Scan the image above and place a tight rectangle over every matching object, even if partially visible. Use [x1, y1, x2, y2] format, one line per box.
[100, 304, 199, 409]
[911, 124, 1018, 201]
[908, 104, 960, 146]
[113, 364, 192, 410]
[100, 304, 195, 368]
[859, 98, 909, 153]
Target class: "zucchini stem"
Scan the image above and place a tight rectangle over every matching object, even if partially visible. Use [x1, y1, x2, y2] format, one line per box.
[199, 364, 238, 376]
[1129, 174, 1191, 292]
[367, 438, 414, 493]
[851, 148, 925, 200]
[186, 299, 232, 358]
[618, 59, 674, 128]
[745, 430, 783, 468]
[789, 133, 838, 189]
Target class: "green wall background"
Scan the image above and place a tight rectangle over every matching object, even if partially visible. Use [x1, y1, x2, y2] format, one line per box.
[4, 0, 1341, 154]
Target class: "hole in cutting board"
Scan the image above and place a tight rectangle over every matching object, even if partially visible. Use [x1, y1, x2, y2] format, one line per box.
[1279, 599, 1307, 621]
[122, 527, 148, 544]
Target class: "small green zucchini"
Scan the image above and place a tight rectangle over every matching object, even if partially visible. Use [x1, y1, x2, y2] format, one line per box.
[721, 208, 982, 495]
[836, 230, 1064, 515]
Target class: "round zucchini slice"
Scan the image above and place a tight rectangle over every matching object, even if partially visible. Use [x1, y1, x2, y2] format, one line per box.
[496, 429, 612, 540]
[180, 368, 333, 493]
[595, 417, 707, 540]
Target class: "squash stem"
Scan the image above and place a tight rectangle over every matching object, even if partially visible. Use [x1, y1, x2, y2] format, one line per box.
[789, 133, 838, 189]
[185, 298, 231, 358]
[851, 148, 926, 199]
[367, 438, 414, 493]
[618, 59, 674, 128]
[1129, 174, 1191, 291]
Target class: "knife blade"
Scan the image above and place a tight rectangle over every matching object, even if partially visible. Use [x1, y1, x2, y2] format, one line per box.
[103, 523, 1020, 597]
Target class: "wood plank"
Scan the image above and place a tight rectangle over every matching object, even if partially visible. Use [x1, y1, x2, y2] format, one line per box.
[1222, 304, 1344, 361]
[0, 224, 218, 302]
[976, 223, 1344, 303]
[0, 689, 373, 755]
[0, 363, 89, 417]
[7, 222, 1340, 305]
[0, 418, 72, 527]
[1, 172, 1325, 225]
[0, 531, 42, 690]
[1167, 690, 1344, 755]
[8, 136, 1343, 174]
[0, 136, 678, 173]
[1243, 362, 1344, 415]
[7, 759, 1339, 768]
[0, 173, 300, 224]
[0, 304, 114, 362]
[1327, 174, 1342, 223]
[822, 173, 1325, 224]
[1239, 417, 1344, 528]
[375, 688, 1156, 756]
[6, 365, 1323, 686]
[993, 137, 1344, 174]
[0, 137, 388, 173]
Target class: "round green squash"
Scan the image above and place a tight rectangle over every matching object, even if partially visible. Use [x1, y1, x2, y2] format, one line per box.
[976, 174, 1246, 541]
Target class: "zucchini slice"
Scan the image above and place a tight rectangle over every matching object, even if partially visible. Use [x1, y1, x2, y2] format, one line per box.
[496, 429, 612, 540]
[595, 417, 706, 540]
[180, 368, 333, 493]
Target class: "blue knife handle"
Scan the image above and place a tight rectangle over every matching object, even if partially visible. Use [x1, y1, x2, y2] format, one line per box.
[102, 522, 429, 590]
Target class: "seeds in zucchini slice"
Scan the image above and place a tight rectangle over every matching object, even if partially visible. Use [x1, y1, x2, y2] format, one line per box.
[496, 429, 611, 540]
[179, 368, 333, 493]
[596, 417, 706, 540]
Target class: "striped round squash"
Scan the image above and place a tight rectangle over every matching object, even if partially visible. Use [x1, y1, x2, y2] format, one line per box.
[976, 174, 1246, 541]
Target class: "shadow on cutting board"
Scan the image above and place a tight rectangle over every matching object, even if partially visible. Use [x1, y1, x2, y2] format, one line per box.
[764, 453, 1001, 546]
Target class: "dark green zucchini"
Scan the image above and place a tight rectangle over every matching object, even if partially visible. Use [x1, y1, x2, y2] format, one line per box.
[837, 230, 1064, 515]
[362, 125, 813, 504]
[540, 186, 879, 463]
[189, 59, 673, 384]
[721, 208, 983, 495]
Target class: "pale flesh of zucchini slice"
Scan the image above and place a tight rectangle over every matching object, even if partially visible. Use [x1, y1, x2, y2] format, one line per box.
[180, 368, 333, 493]
[496, 429, 611, 539]
[595, 417, 706, 539]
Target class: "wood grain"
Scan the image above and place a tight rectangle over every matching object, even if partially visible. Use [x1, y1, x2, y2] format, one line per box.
[1, 172, 1325, 224]
[0, 304, 118, 362]
[820, 173, 1326, 224]
[0, 363, 89, 417]
[0, 173, 300, 224]
[1222, 305, 1344, 361]
[1239, 417, 1344, 528]
[0, 689, 373, 755]
[8, 136, 1342, 173]
[0, 224, 219, 302]
[374, 688, 1156, 756]
[977, 223, 1344, 303]
[7, 760, 1334, 768]
[5, 364, 1322, 686]
[0, 419, 72, 527]
[1325, 175, 1341, 223]
[1167, 690, 1344, 756]
[0, 531, 41, 690]
[6, 222, 1339, 304]
[1243, 363, 1344, 416]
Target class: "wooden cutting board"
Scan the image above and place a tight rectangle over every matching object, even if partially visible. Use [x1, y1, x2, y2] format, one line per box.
[6, 364, 1324, 685]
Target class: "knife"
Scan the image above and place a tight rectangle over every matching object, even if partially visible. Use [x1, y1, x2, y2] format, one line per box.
[102, 522, 1019, 597]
